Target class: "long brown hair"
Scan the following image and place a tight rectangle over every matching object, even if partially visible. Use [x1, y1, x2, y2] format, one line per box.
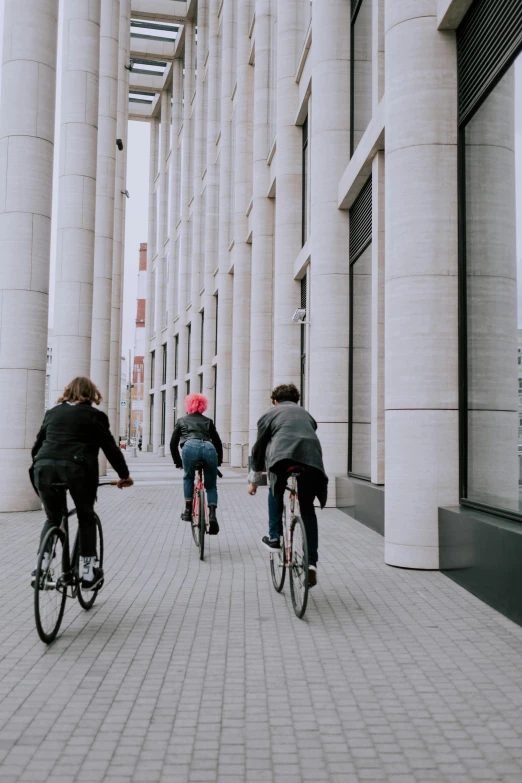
[58, 377, 102, 405]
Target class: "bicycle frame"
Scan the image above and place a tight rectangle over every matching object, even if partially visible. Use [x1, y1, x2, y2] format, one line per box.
[282, 474, 300, 567]
[192, 468, 209, 533]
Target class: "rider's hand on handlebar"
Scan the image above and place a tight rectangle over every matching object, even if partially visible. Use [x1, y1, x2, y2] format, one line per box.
[117, 477, 134, 489]
[247, 484, 257, 496]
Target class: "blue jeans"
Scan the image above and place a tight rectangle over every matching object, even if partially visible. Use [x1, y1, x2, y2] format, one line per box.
[182, 439, 218, 506]
[268, 473, 319, 565]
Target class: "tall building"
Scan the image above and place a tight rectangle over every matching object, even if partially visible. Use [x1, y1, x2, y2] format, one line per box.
[2, 0, 522, 623]
[132, 243, 147, 443]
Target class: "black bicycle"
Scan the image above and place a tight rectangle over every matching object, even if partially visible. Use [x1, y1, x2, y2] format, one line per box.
[269, 467, 310, 619]
[34, 482, 115, 644]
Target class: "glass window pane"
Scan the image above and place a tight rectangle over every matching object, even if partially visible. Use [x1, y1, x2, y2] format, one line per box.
[465, 55, 521, 512]
[352, 0, 372, 154]
[351, 244, 372, 477]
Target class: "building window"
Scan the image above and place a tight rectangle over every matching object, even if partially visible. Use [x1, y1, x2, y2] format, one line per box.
[186, 380, 190, 398]
[302, 117, 310, 247]
[160, 390, 166, 446]
[173, 385, 178, 427]
[300, 274, 307, 407]
[350, 0, 372, 157]
[150, 350, 155, 388]
[149, 394, 154, 445]
[199, 374, 203, 393]
[200, 309, 205, 365]
[187, 323, 191, 373]
[214, 294, 219, 355]
[458, 5, 522, 519]
[162, 344, 167, 385]
[174, 334, 179, 379]
[348, 176, 372, 480]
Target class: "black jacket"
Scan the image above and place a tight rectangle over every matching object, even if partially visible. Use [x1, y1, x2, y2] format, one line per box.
[31, 402, 129, 493]
[251, 402, 329, 507]
[170, 413, 223, 468]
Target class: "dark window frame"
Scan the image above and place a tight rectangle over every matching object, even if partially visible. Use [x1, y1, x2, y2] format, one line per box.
[150, 350, 155, 388]
[302, 117, 308, 247]
[214, 294, 219, 356]
[174, 334, 179, 379]
[149, 393, 154, 445]
[160, 389, 166, 446]
[187, 323, 191, 374]
[173, 385, 178, 427]
[350, 0, 366, 159]
[200, 309, 205, 366]
[458, 0, 522, 523]
[348, 175, 372, 481]
[162, 343, 167, 385]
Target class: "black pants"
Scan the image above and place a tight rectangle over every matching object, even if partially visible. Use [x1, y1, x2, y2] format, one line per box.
[270, 461, 319, 564]
[35, 461, 98, 557]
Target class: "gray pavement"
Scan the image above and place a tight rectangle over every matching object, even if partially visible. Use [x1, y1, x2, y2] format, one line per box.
[1, 455, 522, 782]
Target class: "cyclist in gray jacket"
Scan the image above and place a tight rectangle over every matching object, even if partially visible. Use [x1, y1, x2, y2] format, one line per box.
[248, 383, 328, 586]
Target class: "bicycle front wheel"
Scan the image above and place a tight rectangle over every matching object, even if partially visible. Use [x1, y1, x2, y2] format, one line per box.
[199, 491, 205, 561]
[34, 528, 67, 644]
[270, 536, 286, 592]
[289, 516, 309, 619]
[77, 514, 104, 610]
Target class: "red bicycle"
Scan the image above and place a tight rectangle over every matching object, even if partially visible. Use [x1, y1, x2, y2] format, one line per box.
[191, 462, 222, 560]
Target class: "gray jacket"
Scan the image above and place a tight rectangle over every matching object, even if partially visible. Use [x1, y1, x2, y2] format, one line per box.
[249, 402, 328, 507]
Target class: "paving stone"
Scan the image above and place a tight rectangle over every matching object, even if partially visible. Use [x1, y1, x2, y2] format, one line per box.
[1, 463, 522, 783]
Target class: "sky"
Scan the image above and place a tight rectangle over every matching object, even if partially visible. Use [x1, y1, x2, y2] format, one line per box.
[0, 0, 150, 358]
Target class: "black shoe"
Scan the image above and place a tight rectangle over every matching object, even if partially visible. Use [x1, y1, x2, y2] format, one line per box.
[82, 568, 104, 592]
[262, 536, 281, 552]
[208, 506, 219, 535]
[181, 502, 192, 522]
[308, 565, 317, 588]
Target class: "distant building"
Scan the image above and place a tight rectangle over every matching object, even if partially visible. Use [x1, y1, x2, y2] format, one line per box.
[131, 243, 147, 443]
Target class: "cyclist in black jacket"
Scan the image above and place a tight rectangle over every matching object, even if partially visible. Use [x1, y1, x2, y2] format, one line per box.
[31, 377, 133, 590]
[170, 393, 223, 534]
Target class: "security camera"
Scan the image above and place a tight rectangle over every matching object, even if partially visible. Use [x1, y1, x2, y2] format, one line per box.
[116, 138, 124, 151]
[121, 190, 130, 198]
[125, 59, 134, 71]
[292, 308, 307, 323]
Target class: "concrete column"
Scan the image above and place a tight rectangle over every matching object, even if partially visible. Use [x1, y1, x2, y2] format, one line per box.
[308, 0, 351, 478]
[465, 70, 518, 509]
[152, 91, 170, 452]
[371, 152, 385, 484]
[230, 0, 254, 467]
[384, 0, 459, 569]
[109, 0, 131, 437]
[249, 0, 274, 446]
[51, 0, 101, 402]
[177, 21, 195, 415]
[272, 0, 303, 387]
[215, 0, 236, 447]
[189, 0, 209, 391]
[142, 120, 158, 449]
[201, 0, 221, 420]
[165, 58, 184, 441]
[0, 0, 59, 511]
[91, 0, 120, 418]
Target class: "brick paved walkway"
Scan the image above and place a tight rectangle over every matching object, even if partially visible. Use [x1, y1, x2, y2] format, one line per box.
[2, 457, 522, 782]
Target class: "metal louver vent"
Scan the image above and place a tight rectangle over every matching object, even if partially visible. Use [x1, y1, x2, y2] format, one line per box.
[458, 0, 522, 125]
[349, 176, 372, 263]
[301, 274, 307, 310]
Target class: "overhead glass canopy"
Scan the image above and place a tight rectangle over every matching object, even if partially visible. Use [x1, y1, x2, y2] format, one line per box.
[130, 19, 179, 42]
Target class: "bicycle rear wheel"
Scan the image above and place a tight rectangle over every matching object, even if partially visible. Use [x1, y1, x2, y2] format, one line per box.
[289, 516, 309, 619]
[34, 528, 67, 644]
[270, 535, 286, 592]
[199, 491, 206, 561]
[77, 514, 104, 610]
[191, 491, 200, 547]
